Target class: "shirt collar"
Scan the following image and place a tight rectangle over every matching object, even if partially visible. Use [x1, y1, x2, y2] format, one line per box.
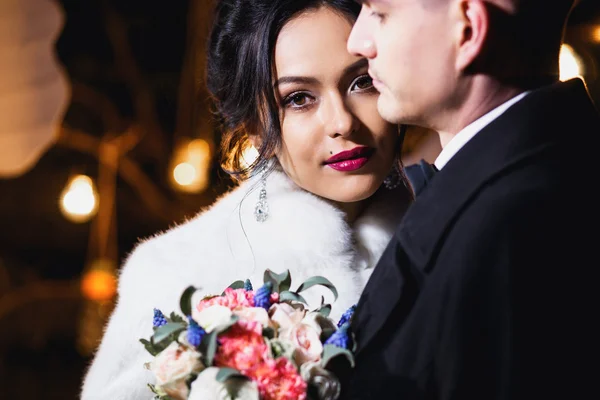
[434, 91, 530, 170]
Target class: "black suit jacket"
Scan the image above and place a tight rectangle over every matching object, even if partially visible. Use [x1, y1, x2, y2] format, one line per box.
[342, 79, 600, 399]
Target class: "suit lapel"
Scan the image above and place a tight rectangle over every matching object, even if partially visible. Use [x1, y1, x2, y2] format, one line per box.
[352, 79, 597, 354]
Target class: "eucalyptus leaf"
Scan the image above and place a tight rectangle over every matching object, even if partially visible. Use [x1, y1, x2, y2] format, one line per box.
[224, 374, 252, 399]
[279, 290, 308, 304]
[140, 338, 160, 356]
[216, 367, 245, 382]
[152, 322, 186, 344]
[321, 344, 355, 368]
[168, 312, 185, 324]
[201, 330, 219, 366]
[317, 304, 332, 317]
[179, 285, 198, 317]
[263, 269, 291, 292]
[296, 276, 338, 301]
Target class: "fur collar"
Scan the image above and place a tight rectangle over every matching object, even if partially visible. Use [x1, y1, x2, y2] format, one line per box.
[122, 168, 409, 320]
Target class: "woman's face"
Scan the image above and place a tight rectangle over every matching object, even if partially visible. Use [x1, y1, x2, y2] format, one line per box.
[272, 6, 397, 203]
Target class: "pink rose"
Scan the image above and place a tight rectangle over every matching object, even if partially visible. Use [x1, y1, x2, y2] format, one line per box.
[196, 288, 255, 312]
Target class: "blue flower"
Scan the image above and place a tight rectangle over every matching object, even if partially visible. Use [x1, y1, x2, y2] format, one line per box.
[337, 304, 356, 328]
[325, 323, 351, 349]
[153, 308, 167, 328]
[187, 317, 206, 347]
[244, 279, 253, 291]
[254, 282, 273, 310]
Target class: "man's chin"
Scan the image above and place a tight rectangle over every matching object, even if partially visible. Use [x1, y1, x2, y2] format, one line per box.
[377, 94, 403, 124]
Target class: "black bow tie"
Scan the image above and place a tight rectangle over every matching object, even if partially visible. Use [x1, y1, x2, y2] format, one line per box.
[404, 159, 438, 197]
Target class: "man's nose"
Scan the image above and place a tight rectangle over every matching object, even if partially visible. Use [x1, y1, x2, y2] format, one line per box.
[347, 10, 376, 59]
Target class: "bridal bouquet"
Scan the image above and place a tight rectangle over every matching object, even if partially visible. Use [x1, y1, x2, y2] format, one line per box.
[140, 270, 356, 400]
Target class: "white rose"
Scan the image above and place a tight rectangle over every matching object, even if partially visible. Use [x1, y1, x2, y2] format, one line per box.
[192, 304, 233, 332]
[150, 342, 203, 399]
[233, 306, 271, 327]
[188, 367, 259, 400]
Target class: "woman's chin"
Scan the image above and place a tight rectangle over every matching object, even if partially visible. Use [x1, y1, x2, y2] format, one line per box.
[320, 178, 384, 204]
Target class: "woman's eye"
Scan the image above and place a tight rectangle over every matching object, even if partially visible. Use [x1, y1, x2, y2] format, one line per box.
[284, 92, 313, 108]
[351, 75, 374, 91]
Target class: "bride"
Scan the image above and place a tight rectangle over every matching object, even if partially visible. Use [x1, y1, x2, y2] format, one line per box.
[80, 0, 430, 398]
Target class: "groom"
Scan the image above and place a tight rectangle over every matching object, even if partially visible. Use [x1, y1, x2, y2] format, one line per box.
[342, 0, 599, 398]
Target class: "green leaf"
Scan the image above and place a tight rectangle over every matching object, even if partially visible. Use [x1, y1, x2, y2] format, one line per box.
[317, 304, 332, 317]
[262, 326, 275, 340]
[296, 276, 338, 301]
[263, 269, 291, 292]
[199, 315, 240, 366]
[216, 367, 246, 382]
[321, 344, 355, 368]
[201, 330, 219, 366]
[152, 322, 186, 344]
[140, 338, 161, 356]
[148, 383, 158, 395]
[279, 290, 308, 304]
[179, 285, 198, 317]
[168, 312, 185, 324]
[223, 280, 245, 294]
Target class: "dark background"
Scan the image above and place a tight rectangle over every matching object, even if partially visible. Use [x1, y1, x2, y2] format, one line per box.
[1, 0, 599, 398]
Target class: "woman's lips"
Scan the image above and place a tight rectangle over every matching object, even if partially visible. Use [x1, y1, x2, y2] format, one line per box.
[324, 146, 374, 172]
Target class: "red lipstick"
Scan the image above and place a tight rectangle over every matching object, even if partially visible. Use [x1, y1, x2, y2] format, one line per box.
[324, 146, 374, 172]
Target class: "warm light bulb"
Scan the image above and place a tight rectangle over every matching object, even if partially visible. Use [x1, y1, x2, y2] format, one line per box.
[592, 26, 600, 43]
[81, 259, 117, 302]
[170, 138, 212, 193]
[559, 44, 584, 82]
[60, 175, 98, 223]
[173, 162, 197, 186]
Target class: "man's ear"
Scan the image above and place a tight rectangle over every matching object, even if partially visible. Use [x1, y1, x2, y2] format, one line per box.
[455, 0, 489, 71]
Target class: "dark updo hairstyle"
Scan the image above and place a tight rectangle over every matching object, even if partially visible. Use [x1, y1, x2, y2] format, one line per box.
[206, 0, 361, 180]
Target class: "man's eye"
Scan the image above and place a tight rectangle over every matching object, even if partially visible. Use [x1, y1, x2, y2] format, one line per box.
[370, 11, 387, 22]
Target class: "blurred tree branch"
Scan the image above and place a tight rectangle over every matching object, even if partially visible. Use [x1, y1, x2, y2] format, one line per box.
[101, 0, 169, 164]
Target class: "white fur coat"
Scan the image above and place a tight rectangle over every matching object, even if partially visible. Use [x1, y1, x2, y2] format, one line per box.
[80, 169, 409, 400]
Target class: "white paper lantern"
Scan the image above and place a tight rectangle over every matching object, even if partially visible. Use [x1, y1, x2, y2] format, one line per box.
[0, 0, 70, 177]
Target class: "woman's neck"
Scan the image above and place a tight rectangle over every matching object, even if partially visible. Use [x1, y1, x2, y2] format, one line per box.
[331, 196, 372, 225]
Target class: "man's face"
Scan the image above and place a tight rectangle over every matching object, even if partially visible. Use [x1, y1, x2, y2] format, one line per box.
[348, 0, 459, 129]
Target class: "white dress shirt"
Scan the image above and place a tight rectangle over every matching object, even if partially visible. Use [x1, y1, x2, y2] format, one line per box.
[434, 91, 530, 170]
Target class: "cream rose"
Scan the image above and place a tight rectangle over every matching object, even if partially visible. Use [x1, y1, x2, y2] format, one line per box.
[188, 367, 259, 400]
[281, 322, 324, 365]
[269, 303, 306, 332]
[192, 304, 233, 332]
[150, 342, 203, 399]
